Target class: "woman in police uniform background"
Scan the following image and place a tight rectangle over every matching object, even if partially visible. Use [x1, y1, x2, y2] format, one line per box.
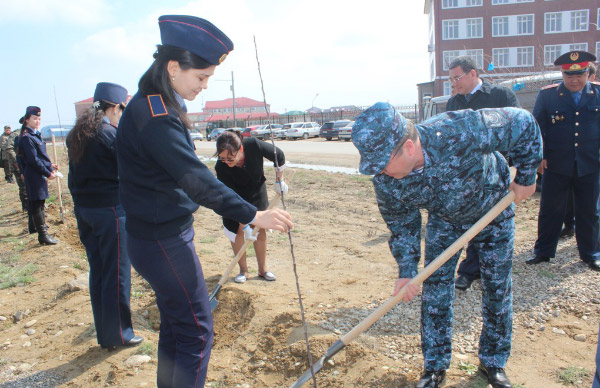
[67, 82, 142, 351]
[16, 106, 58, 245]
[116, 15, 292, 388]
[215, 130, 287, 283]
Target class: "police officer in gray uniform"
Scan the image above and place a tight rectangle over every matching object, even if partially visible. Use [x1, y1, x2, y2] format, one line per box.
[352, 102, 542, 388]
[528, 51, 600, 271]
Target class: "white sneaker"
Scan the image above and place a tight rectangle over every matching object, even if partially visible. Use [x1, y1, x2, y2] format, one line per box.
[234, 273, 247, 283]
[259, 271, 276, 281]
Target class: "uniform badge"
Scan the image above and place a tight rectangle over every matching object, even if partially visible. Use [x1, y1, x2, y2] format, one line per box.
[481, 110, 506, 128]
[219, 53, 228, 64]
[570, 52, 579, 61]
[147, 94, 168, 117]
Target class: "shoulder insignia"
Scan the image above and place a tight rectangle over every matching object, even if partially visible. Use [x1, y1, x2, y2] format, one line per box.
[147, 94, 168, 117]
[541, 83, 559, 90]
[591, 81, 600, 86]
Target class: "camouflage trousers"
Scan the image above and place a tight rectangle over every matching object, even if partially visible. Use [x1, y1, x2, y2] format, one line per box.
[421, 210, 514, 371]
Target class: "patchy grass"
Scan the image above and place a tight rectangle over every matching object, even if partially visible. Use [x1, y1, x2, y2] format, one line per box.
[136, 342, 155, 357]
[557, 366, 590, 385]
[200, 237, 217, 244]
[458, 361, 479, 376]
[538, 269, 557, 279]
[0, 263, 37, 289]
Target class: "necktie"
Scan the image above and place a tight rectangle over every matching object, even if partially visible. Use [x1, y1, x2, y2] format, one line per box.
[573, 91, 581, 105]
[465, 94, 472, 103]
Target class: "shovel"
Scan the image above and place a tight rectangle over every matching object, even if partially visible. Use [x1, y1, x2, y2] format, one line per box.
[209, 169, 295, 311]
[290, 190, 516, 388]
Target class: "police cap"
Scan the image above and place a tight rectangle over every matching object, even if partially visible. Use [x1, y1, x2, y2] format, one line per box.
[351, 102, 407, 175]
[554, 51, 597, 75]
[93, 82, 128, 105]
[19, 106, 41, 124]
[158, 15, 233, 65]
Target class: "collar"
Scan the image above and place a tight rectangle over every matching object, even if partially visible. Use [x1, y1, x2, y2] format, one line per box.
[469, 79, 483, 95]
[102, 116, 111, 124]
[173, 91, 187, 111]
[26, 126, 39, 135]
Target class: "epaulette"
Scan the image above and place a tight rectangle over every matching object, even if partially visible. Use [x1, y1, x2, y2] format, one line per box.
[147, 94, 168, 117]
[591, 81, 600, 86]
[541, 83, 559, 90]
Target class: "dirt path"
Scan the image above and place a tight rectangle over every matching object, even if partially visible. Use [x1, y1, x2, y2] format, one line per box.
[0, 142, 598, 387]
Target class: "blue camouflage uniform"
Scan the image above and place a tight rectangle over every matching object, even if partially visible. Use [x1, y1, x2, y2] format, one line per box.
[352, 103, 542, 372]
[532, 81, 600, 264]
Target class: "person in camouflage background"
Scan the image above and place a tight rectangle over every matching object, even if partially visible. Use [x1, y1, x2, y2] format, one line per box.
[352, 102, 542, 388]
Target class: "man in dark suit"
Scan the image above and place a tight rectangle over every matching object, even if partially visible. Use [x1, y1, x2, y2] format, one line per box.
[528, 51, 600, 271]
[445, 56, 521, 290]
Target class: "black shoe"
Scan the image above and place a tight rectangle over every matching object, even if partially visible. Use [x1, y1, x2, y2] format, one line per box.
[588, 260, 600, 272]
[526, 255, 550, 265]
[479, 365, 512, 388]
[455, 275, 476, 290]
[416, 370, 446, 388]
[101, 336, 143, 350]
[559, 227, 575, 239]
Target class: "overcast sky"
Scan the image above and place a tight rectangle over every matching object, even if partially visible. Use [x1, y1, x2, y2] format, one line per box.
[0, 0, 430, 128]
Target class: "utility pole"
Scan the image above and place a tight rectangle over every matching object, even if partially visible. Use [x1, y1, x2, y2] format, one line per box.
[231, 71, 236, 127]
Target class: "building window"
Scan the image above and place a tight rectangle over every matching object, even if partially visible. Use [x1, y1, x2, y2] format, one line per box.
[492, 0, 508, 4]
[442, 20, 459, 39]
[442, 0, 458, 9]
[570, 10, 588, 31]
[544, 45, 561, 65]
[443, 51, 461, 70]
[466, 49, 484, 69]
[596, 42, 600, 60]
[466, 18, 483, 38]
[516, 47, 534, 66]
[493, 48, 510, 68]
[545, 12, 562, 33]
[466, 0, 482, 6]
[492, 16, 509, 36]
[569, 43, 588, 52]
[597, 9, 600, 29]
[443, 82, 452, 96]
[516, 0, 534, 2]
[517, 15, 534, 35]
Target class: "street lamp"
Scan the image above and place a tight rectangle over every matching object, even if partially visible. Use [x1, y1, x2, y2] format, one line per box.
[312, 93, 319, 109]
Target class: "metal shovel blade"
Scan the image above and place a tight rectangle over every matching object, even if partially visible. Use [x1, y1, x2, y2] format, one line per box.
[209, 284, 221, 311]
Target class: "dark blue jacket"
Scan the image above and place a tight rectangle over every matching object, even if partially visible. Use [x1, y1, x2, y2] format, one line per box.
[68, 121, 120, 208]
[116, 91, 257, 240]
[533, 81, 600, 177]
[18, 127, 54, 201]
[446, 80, 520, 111]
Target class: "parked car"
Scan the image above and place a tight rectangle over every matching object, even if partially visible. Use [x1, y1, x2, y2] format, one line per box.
[319, 120, 351, 141]
[337, 121, 355, 141]
[207, 127, 226, 141]
[242, 125, 262, 138]
[285, 122, 321, 140]
[189, 130, 204, 141]
[251, 123, 284, 140]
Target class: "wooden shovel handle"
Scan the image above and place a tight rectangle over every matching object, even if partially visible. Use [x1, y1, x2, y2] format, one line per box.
[341, 190, 516, 345]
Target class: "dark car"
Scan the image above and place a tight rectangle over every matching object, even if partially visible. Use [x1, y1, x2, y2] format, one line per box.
[319, 120, 351, 141]
[207, 128, 226, 141]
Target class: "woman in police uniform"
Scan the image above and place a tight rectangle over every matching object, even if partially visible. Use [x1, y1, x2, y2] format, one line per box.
[67, 82, 142, 351]
[215, 130, 287, 283]
[16, 106, 58, 245]
[116, 15, 292, 388]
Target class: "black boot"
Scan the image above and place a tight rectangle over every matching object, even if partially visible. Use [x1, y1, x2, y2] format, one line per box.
[33, 213, 57, 245]
[28, 212, 36, 234]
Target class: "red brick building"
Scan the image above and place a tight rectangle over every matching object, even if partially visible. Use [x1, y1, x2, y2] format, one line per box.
[201, 97, 278, 128]
[421, 0, 600, 99]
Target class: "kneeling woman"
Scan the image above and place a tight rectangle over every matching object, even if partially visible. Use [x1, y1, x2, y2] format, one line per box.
[215, 130, 287, 283]
[67, 82, 142, 350]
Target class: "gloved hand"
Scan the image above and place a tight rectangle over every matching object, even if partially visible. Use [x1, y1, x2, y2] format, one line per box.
[243, 224, 257, 241]
[274, 180, 288, 194]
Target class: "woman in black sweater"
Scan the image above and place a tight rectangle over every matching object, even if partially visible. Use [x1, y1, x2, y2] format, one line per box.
[215, 130, 287, 283]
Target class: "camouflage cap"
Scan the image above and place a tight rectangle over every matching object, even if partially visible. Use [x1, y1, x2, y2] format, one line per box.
[351, 102, 406, 175]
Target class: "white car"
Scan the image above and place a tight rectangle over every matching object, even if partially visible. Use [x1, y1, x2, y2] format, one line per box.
[337, 121, 355, 141]
[189, 131, 204, 141]
[285, 122, 321, 140]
